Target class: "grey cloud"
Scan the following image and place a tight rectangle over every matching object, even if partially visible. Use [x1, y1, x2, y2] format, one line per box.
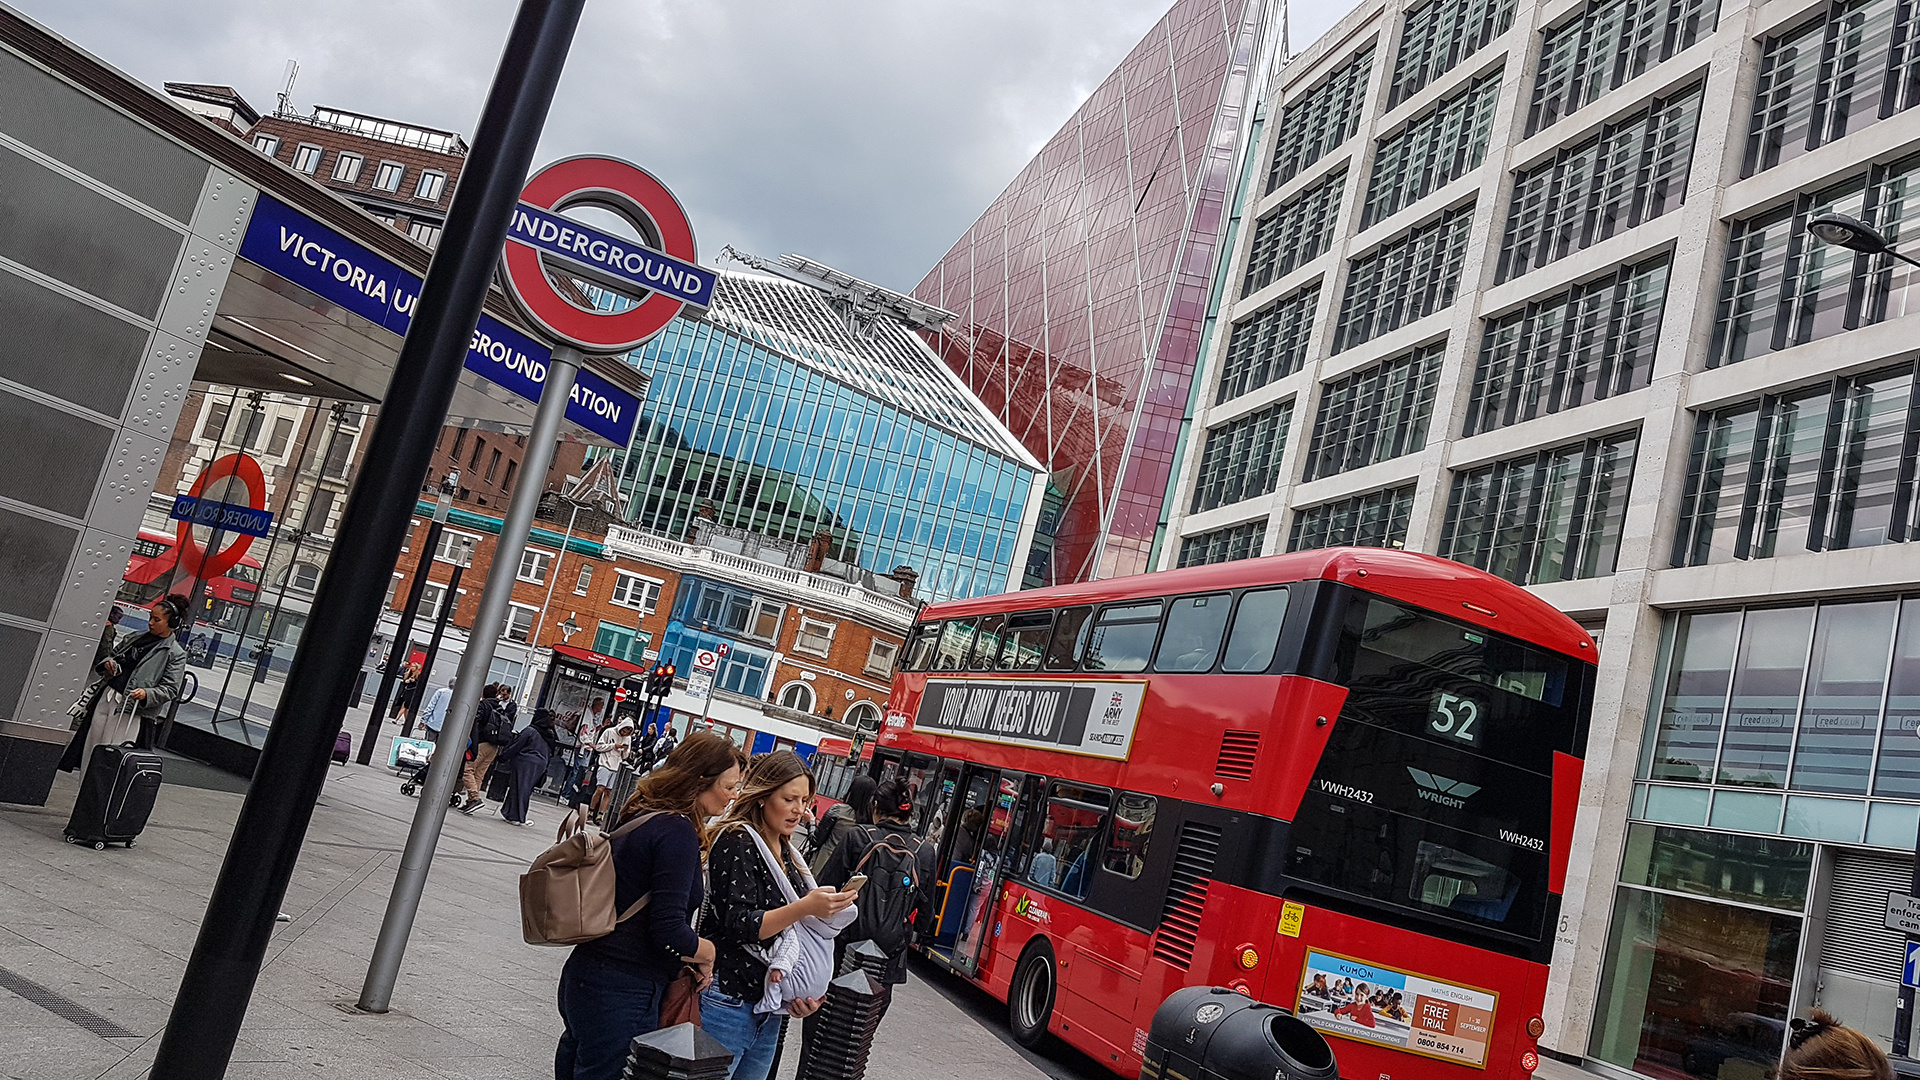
[14, 0, 1360, 290]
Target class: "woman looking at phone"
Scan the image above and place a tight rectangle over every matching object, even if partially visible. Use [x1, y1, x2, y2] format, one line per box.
[702, 751, 858, 1080]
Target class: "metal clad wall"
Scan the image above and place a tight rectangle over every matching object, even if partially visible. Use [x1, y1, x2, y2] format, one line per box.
[0, 39, 250, 802]
[1821, 850, 1912, 983]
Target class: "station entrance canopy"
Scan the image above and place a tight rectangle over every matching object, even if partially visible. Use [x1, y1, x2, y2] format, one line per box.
[0, 7, 644, 804]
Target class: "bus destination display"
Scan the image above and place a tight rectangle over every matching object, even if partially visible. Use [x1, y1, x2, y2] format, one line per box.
[912, 678, 1145, 760]
[1295, 949, 1497, 1068]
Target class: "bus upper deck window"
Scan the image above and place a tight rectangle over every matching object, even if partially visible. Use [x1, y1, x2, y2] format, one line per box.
[933, 620, 975, 671]
[1000, 611, 1054, 671]
[1222, 588, 1290, 672]
[1044, 606, 1095, 670]
[905, 623, 942, 671]
[1084, 602, 1162, 673]
[1155, 594, 1231, 672]
[968, 613, 1007, 671]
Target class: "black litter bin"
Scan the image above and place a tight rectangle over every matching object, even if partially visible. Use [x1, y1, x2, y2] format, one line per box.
[1143, 986, 1338, 1080]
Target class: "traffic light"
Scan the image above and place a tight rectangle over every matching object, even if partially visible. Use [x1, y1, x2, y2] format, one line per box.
[646, 663, 676, 699]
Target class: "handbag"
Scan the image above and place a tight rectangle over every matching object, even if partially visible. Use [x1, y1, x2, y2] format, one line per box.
[658, 883, 704, 1028]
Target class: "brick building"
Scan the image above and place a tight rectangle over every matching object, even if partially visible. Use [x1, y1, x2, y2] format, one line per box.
[377, 476, 917, 749]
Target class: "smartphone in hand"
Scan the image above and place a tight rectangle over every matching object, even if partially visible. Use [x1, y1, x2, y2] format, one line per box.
[842, 874, 869, 893]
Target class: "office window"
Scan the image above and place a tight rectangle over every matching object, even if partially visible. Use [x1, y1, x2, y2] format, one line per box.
[1218, 285, 1318, 403]
[1711, 155, 1920, 367]
[502, 460, 517, 489]
[794, 617, 836, 658]
[1746, 0, 1920, 175]
[198, 399, 232, 441]
[1242, 168, 1346, 297]
[374, 161, 405, 192]
[1442, 430, 1640, 584]
[415, 170, 447, 202]
[611, 571, 664, 613]
[1499, 83, 1702, 282]
[1530, 0, 1719, 134]
[1334, 203, 1474, 351]
[574, 563, 593, 595]
[1363, 71, 1501, 228]
[322, 434, 353, 479]
[468, 437, 485, 470]
[264, 416, 295, 458]
[253, 134, 280, 156]
[1267, 46, 1375, 192]
[331, 152, 363, 184]
[1466, 254, 1670, 435]
[1303, 342, 1443, 480]
[1389, 0, 1515, 107]
[418, 582, 456, 620]
[434, 530, 479, 566]
[1289, 485, 1416, 551]
[290, 144, 323, 173]
[517, 548, 552, 585]
[485, 447, 502, 482]
[592, 622, 650, 666]
[779, 682, 817, 713]
[1178, 519, 1268, 568]
[1675, 364, 1920, 565]
[505, 604, 537, 644]
[864, 638, 899, 679]
[408, 220, 443, 249]
[1191, 402, 1293, 513]
[386, 573, 403, 610]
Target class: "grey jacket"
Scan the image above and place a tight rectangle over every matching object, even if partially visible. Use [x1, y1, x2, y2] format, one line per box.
[98, 630, 189, 718]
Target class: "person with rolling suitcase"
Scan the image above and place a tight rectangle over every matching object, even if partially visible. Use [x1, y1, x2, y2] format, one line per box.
[60, 595, 186, 849]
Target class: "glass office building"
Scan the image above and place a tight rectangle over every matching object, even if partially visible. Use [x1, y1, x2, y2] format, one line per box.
[1156, 0, 1920, 1068]
[913, 0, 1284, 587]
[608, 261, 1043, 603]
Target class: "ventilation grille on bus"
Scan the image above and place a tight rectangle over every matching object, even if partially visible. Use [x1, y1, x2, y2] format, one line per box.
[1153, 822, 1223, 969]
[1215, 730, 1260, 781]
[1821, 850, 1914, 983]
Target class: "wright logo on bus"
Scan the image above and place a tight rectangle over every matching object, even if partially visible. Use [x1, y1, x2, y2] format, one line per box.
[859, 548, 1591, 1079]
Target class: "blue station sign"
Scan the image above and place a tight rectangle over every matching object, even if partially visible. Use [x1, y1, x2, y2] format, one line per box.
[238, 193, 641, 446]
[506, 202, 714, 310]
[169, 494, 274, 538]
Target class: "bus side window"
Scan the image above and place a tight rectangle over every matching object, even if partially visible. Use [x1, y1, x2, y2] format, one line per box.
[1083, 602, 1163, 673]
[1154, 594, 1231, 672]
[1029, 781, 1111, 899]
[967, 613, 1007, 671]
[932, 620, 975, 671]
[1221, 587, 1290, 672]
[1043, 606, 1095, 671]
[999, 611, 1054, 670]
[904, 623, 942, 671]
[1103, 793, 1157, 878]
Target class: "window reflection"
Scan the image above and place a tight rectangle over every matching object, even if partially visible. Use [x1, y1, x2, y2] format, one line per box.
[1718, 607, 1814, 787]
[1791, 601, 1897, 793]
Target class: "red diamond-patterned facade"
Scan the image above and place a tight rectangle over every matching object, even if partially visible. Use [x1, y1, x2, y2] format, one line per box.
[914, 0, 1267, 587]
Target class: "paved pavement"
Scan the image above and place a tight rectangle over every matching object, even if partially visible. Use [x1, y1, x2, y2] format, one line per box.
[0, 729, 1080, 1080]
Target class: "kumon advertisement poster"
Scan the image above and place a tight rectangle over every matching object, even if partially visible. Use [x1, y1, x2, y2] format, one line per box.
[1294, 949, 1498, 1068]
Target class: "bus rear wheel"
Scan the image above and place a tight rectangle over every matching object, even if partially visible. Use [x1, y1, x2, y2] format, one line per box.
[1009, 941, 1056, 1048]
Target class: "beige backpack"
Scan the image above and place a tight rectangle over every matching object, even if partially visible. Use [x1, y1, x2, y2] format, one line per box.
[519, 808, 660, 946]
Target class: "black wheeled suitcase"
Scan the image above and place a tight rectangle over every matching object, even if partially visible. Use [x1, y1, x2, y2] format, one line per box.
[65, 744, 162, 849]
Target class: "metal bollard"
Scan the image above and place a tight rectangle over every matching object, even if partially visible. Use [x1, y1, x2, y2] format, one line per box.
[838, 939, 890, 981]
[794, 970, 886, 1080]
[623, 1021, 733, 1080]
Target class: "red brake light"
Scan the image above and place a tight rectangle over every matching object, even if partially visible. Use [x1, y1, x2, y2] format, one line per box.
[1520, 1050, 1539, 1073]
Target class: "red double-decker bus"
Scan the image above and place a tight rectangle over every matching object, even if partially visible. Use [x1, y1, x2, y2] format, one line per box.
[119, 529, 262, 632]
[873, 548, 1593, 1079]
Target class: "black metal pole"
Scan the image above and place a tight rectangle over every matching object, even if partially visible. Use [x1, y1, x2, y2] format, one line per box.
[148, 3, 585, 1074]
[357, 494, 452, 763]
[411, 561, 466, 721]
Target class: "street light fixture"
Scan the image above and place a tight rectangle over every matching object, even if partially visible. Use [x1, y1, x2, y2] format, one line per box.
[1807, 212, 1920, 267]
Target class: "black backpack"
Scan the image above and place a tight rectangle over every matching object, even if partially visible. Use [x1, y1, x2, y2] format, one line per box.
[846, 827, 924, 957]
[476, 700, 508, 745]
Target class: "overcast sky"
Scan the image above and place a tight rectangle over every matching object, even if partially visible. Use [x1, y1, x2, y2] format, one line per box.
[15, 0, 1359, 291]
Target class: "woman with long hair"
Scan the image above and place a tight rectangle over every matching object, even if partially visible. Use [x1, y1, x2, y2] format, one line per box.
[1780, 1009, 1893, 1080]
[555, 731, 747, 1080]
[702, 751, 858, 1080]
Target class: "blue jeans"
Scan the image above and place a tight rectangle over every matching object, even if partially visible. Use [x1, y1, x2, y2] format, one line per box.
[555, 953, 665, 1080]
[700, 987, 783, 1080]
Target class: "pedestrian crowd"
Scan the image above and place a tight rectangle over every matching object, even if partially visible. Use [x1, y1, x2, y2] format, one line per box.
[546, 734, 934, 1080]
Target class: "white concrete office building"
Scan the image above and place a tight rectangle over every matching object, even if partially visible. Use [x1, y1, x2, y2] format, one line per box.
[1158, 0, 1920, 1069]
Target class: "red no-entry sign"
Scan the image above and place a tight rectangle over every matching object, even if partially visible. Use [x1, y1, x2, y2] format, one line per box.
[501, 156, 713, 354]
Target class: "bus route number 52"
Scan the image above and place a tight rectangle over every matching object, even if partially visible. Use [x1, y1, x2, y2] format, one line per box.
[1428, 691, 1482, 747]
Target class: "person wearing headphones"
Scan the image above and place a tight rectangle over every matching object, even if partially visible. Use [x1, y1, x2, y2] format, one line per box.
[60, 595, 190, 769]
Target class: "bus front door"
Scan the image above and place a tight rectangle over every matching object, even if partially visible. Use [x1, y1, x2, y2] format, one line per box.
[948, 768, 1029, 977]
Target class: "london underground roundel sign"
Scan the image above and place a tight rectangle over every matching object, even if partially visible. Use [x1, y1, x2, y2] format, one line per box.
[501, 156, 715, 354]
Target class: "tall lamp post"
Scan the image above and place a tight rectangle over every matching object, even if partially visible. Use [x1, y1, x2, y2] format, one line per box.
[1805, 212, 1920, 1060]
